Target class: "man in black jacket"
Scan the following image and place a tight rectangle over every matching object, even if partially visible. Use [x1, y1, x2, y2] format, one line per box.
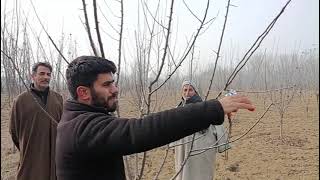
[56, 56, 255, 180]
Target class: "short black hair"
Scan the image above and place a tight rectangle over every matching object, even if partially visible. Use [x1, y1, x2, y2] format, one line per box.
[32, 62, 52, 74]
[66, 56, 117, 99]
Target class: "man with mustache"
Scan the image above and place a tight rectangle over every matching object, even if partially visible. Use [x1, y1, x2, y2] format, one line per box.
[9, 62, 63, 180]
[56, 56, 255, 180]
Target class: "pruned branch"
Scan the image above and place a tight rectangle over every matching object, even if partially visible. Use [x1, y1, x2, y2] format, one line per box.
[98, 5, 120, 35]
[144, 2, 169, 31]
[93, 0, 105, 58]
[235, 85, 296, 94]
[205, 0, 231, 100]
[102, 0, 121, 18]
[147, 0, 175, 111]
[150, 0, 211, 95]
[216, 0, 292, 98]
[81, 0, 98, 56]
[29, 0, 69, 65]
[191, 103, 274, 154]
[182, 0, 202, 23]
[153, 145, 170, 180]
[169, 134, 196, 180]
[116, 0, 124, 87]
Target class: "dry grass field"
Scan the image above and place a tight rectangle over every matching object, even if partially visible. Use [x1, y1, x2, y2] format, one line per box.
[1, 92, 319, 180]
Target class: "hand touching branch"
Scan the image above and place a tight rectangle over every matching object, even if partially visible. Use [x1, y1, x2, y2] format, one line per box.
[218, 95, 255, 119]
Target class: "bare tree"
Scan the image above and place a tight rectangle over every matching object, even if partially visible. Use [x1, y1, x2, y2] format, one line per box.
[269, 87, 296, 139]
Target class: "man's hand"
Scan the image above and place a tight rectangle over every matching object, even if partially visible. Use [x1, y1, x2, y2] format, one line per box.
[218, 95, 255, 116]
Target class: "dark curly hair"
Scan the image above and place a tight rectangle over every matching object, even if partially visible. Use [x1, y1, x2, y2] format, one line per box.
[66, 56, 117, 99]
[32, 62, 52, 74]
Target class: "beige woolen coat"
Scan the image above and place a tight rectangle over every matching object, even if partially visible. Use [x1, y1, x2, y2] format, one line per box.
[170, 94, 230, 180]
[171, 125, 218, 180]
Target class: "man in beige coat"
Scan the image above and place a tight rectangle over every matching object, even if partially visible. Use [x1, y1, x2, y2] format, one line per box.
[170, 80, 231, 180]
[9, 62, 63, 180]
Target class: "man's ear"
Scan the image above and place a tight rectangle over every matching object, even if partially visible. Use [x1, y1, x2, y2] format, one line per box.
[30, 73, 35, 82]
[76, 86, 91, 101]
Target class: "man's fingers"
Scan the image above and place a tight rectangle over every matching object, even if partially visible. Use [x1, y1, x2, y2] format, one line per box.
[227, 113, 232, 119]
[231, 95, 254, 111]
[227, 112, 237, 120]
[236, 102, 255, 111]
[232, 95, 252, 104]
[218, 95, 255, 114]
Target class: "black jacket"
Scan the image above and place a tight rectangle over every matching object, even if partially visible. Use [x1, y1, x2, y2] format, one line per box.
[56, 99, 224, 180]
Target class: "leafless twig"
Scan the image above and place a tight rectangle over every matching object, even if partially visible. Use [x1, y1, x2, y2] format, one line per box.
[205, 0, 231, 100]
[153, 145, 170, 180]
[150, 0, 211, 95]
[93, 0, 105, 58]
[216, 0, 292, 98]
[191, 103, 273, 153]
[29, 0, 69, 65]
[81, 0, 98, 56]
[235, 85, 296, 93]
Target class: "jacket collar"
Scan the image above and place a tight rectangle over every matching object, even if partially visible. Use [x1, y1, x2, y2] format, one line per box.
[178, 94, 203, 107]
[30, 83, 49, 94]
[64, 99, 110, 115]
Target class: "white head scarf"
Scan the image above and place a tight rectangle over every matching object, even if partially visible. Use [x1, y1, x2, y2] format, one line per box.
[181, 80, 199, 95]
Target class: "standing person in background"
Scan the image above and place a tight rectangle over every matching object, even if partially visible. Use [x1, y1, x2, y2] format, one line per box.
[9, 62, 63, 180]
[170, 80, 231, 180]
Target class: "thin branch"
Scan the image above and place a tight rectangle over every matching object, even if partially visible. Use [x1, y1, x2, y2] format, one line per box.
[98, 5, 120, 35]
[182, 0, 201, 23]
[136, 1, 175, 178]
[190, 127, 229, 156]
[168, 133, 209, 148]
[168, 45, 178, 68]
[191, 103, 274, 154]
[199, 15, 217, 36]
[100, 28, 119, 41]
[235, 85, 295, 93]
[116, 0, 124, 87]
[153, 145, 170, 180]
[150, 0, 211, 95]
[115, 0, 124, 119]
[205, 0, 231, 100]
[103, 0, 121, 18]
[140, 0, 162, 106]
[216, 0, 292, 98]
[144, 2, 168, 30]
[169, 134, 196, 180]
[230, 4, 238, 8]
[147, 0, 175, 109]
[29, 0, 69, 65]
[93, 0, 105, 58]
[141, 0, 152, 34]
[136, 152, 147, 180]
[81, 0, 98, 56]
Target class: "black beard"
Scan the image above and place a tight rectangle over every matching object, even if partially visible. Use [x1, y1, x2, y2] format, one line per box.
[91, 88, 117, 112]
